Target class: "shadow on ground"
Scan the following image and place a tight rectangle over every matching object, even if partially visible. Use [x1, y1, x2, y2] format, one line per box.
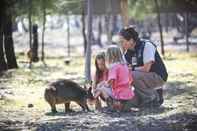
[32, 110, 197, 131]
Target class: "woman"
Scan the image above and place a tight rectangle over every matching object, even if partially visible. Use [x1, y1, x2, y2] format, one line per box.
[119, 26, 168, 107]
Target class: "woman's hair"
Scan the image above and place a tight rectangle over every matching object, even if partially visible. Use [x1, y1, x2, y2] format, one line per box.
[119, 26, 139, 41]
[106, 45, 124, 64]
[95, 52, 106, 85]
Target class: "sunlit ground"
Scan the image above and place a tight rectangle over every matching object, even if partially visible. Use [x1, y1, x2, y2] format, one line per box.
[0, 51, 197, 130]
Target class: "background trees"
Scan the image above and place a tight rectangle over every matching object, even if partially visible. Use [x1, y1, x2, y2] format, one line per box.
[1, 0, 197, 78]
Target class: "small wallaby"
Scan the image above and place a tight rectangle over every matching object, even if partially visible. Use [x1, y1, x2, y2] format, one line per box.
[44, 79, 93, 113]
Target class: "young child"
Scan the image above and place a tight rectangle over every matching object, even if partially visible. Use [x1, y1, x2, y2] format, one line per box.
[94, 45, 136, 111]
[92, 52, 108, 109]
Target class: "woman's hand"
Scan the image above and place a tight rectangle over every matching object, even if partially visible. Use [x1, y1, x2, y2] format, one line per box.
[134, 61, 153, 72]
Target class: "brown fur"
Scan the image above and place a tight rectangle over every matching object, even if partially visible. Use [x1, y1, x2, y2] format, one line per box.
[44, 79, 93, 113]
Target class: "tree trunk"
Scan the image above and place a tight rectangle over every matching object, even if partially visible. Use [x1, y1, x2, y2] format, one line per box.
[66, 13, 70, 57]
[120, 0, 129, 27]
[105, 0, 113, 44]
[165, 13, 169, 32]
[154, 0, 165, 56]
[32, 24, 39, 62]
[85, 0, 92, 82]
[81, 4, 87, 56]
[41, 1, 46, 61]
[0, 8, 7, 71]
[28, 0, 32, 68]
[105, 15, 112, 44]
[22, 17, 28, 32]
[112, 15, 117, 36]
[97, 16, 102, 47]
[3, 6, 18, 69]
[185, 12, 189, 52]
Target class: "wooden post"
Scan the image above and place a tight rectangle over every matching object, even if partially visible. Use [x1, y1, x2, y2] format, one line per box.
[120, 0, 129, 27]
[85, 0, 92, 82]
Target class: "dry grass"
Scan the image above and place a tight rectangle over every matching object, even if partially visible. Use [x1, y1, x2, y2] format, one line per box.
[0, 51, 197, 130]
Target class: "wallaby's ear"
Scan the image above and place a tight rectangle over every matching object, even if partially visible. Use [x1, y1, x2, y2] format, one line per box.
[88, 86, 92, 92]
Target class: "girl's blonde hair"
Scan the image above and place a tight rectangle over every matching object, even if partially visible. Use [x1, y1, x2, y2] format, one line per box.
[106, 45, 124, 64]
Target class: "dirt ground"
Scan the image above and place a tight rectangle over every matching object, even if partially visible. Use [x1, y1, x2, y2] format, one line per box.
[0, 31, 197, 131]
[0, 54, 197, 131]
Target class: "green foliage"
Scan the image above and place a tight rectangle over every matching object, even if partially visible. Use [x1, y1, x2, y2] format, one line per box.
[55, 0, 83, 15]
[12, 0, 84, 22]
[12, 0, 56, 22]
[128, 0, 155, 21]
[127, 0, 180, 21]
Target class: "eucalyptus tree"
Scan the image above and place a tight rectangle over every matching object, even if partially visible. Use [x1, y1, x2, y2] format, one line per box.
[0, 0, 18, 72]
